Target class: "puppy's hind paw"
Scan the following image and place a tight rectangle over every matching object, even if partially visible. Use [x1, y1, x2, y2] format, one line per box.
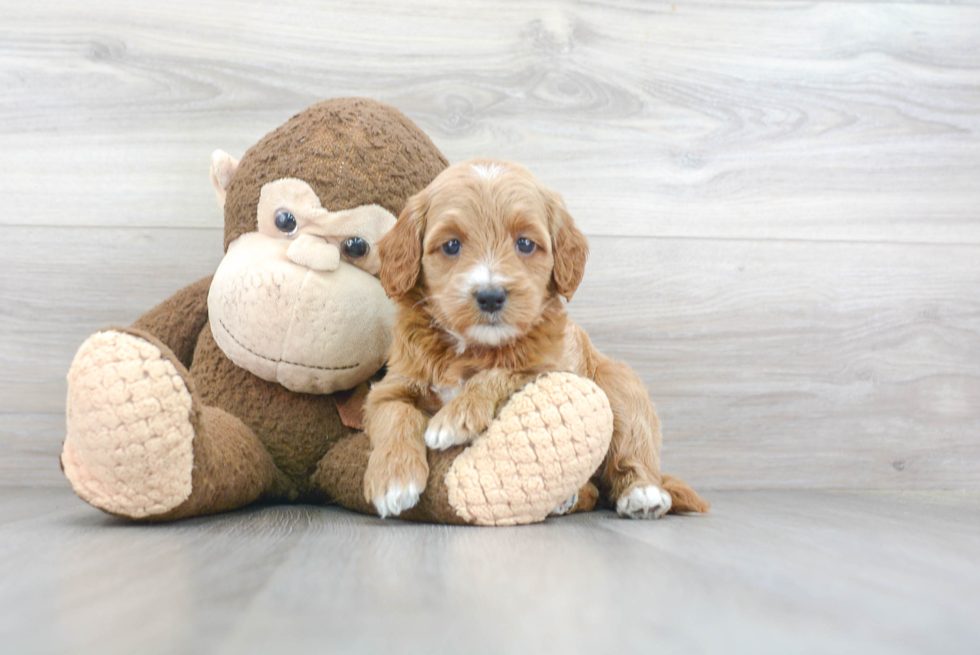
[549, 492, 579, 516]
[617, 485, 672, 520]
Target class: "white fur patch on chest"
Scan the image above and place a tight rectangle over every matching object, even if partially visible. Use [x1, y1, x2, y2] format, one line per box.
[466, 323, 521, 346]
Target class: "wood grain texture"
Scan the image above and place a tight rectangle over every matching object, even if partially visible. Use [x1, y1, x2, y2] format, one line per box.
[1, 0, 978, 490]
[2, 488, 979, 654]
[0, 227, 223, 417]
[572, 236, 980, 490]
[1, 1, 977, 241]
[0, 415, 66, 486]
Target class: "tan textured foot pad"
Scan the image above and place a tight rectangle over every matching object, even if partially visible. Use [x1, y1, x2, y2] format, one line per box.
[62, 330, 195, 518]
[445, 372, 613, 526]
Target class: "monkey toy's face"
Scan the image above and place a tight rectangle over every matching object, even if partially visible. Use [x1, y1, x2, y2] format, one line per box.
[207, 152, 397, 395]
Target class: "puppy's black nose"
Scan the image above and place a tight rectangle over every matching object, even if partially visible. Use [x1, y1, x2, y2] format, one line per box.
[475, 288, 507, 313]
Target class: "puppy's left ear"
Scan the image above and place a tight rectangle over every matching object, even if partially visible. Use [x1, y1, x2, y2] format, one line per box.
[378, 191, 428, 299]
[547, 191, 589, 300]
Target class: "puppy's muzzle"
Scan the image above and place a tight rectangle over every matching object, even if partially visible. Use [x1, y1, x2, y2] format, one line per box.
[475, 287, 507, 314]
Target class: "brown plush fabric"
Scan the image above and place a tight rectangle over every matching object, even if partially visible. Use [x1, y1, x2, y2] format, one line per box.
[61, 98, 615, 526]
[311, 431, 469, 525]
[310, 431, 378, 515]
[189, 324, 347, 489]
[402, 446, 471, 525]
[120, 326, 294, 521]
[333, 383, 370, 430]
[224, 98, 449, 250]
[62, 98, 454, 522]
[131, 275, 212, 370]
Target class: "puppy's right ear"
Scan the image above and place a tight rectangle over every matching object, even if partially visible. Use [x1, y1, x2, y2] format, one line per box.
[547, 190, 589, 301]
[378, 191, 427, 299]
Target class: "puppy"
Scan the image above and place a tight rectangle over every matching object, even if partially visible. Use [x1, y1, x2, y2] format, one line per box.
[362, 159, 709, 519]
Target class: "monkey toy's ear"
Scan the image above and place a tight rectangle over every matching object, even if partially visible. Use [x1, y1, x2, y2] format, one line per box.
[377, 191, 428, 300]
[210, 150, 240, 210]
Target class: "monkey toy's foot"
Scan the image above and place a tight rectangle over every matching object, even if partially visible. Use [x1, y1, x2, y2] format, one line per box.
[62, 330, 197, 519]
[443, 372, 613, 526]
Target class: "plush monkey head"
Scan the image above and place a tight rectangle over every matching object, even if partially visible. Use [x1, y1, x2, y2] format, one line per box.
[206, 98, 448, 394]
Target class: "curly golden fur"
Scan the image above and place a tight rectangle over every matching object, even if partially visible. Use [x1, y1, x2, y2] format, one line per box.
[363, 158, 708, 518]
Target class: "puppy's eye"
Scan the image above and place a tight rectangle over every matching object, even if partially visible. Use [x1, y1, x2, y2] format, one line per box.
[516, 237, 537, 254]
[275, 209, 298, 236]
[342, 237, 369, 259]
[442, 239, 461, 257]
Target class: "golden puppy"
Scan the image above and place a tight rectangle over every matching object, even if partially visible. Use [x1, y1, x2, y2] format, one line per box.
[363, 158, 709, 519]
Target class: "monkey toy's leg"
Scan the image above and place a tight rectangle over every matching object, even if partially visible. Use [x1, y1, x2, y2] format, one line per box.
[62, 329, 289, 521]
[313, 372, 614, 526]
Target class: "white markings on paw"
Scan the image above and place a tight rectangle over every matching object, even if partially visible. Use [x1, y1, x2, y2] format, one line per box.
[424, 423, 468, 450]
[550, 492, 579, 516]
[617, 485, 672, 520]
[425, 404, 482, 451]
[373, 482, 422, 518]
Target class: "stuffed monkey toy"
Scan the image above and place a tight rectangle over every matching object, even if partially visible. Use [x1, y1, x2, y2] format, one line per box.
[61, 98, 613, 526]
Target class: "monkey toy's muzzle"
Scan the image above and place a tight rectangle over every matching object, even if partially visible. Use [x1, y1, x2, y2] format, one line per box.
[208, 231, 394, 395]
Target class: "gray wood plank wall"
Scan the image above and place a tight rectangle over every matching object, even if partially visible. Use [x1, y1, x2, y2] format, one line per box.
[2, 0, 978, 490]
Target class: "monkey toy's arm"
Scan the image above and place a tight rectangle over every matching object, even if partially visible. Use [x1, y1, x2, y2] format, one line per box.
[130, 275, 213, 370]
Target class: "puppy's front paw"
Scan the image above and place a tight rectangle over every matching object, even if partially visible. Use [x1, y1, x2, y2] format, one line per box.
[424, 396, 494, 450]
[616, 485, 672, 520]
[374, 482, 423, 519]
[364, 446, 429, 518]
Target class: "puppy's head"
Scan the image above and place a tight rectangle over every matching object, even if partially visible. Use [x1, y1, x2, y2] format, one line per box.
[378, 159, 588, 348]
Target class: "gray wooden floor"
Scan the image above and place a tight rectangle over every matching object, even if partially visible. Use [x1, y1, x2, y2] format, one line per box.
[2, 0, 979, 653]
[2, 487, 979, 655]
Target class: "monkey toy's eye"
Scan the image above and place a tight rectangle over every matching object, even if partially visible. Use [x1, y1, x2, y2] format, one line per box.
[343, 237, 369, 259]
[442, 239, 461, 257]
[516, 237, 536, 254]
[274, 209, 297, 235]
